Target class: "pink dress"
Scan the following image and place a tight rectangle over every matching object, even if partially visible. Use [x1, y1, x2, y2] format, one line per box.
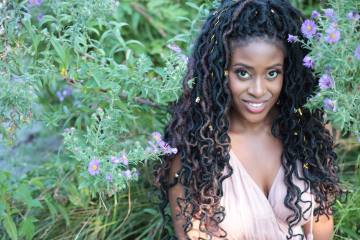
[188, 150, 316, 240]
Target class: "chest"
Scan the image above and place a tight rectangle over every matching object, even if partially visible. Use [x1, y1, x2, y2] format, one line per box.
[230, 135, 283, 196]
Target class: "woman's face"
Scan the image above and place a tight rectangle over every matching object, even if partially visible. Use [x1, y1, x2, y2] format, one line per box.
[228, 39, 285, 126]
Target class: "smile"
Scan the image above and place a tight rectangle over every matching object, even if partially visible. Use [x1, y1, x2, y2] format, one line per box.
[243, 100, 267, 113]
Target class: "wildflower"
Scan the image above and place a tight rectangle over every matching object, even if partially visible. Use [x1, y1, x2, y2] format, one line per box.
[62, 86, 73, 97]
[303, 55, 315, 69]
[151, 131, 162, 142]
[319, 74, 334, 90]
[323, 98, 336, 112]
[148, 141, 159, 153]
[119, 153, 128, 165]
[111, 156, 120, 164]
[106, 174, 113, 182]
[56, 91, 64, 102]
[323, 8, 335, 20]
[347, 11, 360, 21]
[287, 34, 298, 43]
[301, 19, 317, 39]
[167, 43, 182, 54]
[325, 27, 340, 44]
[354, 45, 360, 60]
[133, 170, 141, 178]
[311, 10, 320, 19]
[88, 159, 100, 176]
[28, 0, 42, 7]
[37, 13, 44, 22]
[123, 169, 132, 179]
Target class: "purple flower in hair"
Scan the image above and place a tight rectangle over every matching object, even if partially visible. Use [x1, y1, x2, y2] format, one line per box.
[354, 45, 360, 60]
[88, 159, 100, 176]
[303, 55, 315, 69]
[301, 19, 317, 39]
[287, 34, 298, 43]
[311, 10, 320, 19]
[323, 98, 336, 112]
[324, 27, 340, 44]
[319, 74, 334, 90]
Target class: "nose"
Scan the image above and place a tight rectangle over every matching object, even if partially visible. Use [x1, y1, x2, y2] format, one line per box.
[247, 76, 266, 97]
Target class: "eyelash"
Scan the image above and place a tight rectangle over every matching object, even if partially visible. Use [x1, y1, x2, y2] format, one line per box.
[235, 69, 282, 80]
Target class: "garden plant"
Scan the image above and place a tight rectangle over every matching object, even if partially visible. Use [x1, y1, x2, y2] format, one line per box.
[0, 0, 359, 239]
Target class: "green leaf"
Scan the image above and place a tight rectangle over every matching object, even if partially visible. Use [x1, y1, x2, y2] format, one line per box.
[19, 217, 35, 240]
[3, 215, 18, 240]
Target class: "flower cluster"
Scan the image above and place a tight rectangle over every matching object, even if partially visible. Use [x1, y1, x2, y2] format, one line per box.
[87, 152, 140, 182]
[147, 131, 178, 155]
[288, 8, 360, 114]
[56, 86, 73, 102]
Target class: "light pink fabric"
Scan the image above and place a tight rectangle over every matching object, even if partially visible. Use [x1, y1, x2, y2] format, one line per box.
[187, 150, 317, 240]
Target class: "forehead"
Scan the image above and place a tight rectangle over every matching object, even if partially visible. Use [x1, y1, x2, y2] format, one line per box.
[230, 39, 285, 66]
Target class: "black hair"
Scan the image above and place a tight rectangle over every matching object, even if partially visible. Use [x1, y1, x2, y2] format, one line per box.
[155, 0, 345, 239]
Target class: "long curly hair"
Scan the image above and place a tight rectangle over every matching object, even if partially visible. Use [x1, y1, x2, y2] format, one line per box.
[154, 0, 345, 239]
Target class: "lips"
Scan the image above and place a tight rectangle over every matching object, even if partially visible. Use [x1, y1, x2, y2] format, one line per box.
[242, 100, 268, 113]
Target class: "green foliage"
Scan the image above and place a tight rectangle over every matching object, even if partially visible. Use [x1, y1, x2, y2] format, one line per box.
[300, 0, 360, 138]
[0, 0, 358, 239]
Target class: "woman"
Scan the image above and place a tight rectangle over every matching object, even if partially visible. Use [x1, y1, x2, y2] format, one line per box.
[155, 0, 344, 239]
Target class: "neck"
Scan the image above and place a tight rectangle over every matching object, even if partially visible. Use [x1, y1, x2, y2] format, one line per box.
[228, 107, 278, 136]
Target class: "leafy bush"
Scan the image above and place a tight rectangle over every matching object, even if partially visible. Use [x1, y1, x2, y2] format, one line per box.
[0, 0, 359, 239]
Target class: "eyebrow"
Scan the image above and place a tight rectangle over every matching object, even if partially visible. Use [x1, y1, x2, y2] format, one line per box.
[232, 63, 283, 69]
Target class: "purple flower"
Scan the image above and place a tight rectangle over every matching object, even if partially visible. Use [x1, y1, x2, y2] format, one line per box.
[37, 13, 44, 22]
[325, 27, 340, 44]
[148, 141, 159, 153]
[323, 8, 335, 20]
[347, 11, 360, 21]
[88, 159, 100, 176]
[123, 169, 132, 179]
[119, 153, 128, 165]
[303, 55, 315, 69]
[355, 45, 360, 60]
[28, 0, 42, 6]
[323, 98, 336, 112]
[62, 86, 73, 97]
[167, 43, 182, 54]
[106, 174, 113, 182]
[151, 131, 162, 142]
[56, 91, 64, 102]
[111, 156, 120, 164]
[287, 34, 298, 43]
[311, 10, 320, 19]
[133, 170, 141, 178]
[301, 19, 317, 39]
[319, 74, 334, 90]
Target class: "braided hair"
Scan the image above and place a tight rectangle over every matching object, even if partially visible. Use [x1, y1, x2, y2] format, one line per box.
[155, 0, 345, 239]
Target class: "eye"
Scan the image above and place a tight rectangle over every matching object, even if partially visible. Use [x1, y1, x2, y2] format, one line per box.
[267, 70, 281, 79]
[235, 69, 251, 79]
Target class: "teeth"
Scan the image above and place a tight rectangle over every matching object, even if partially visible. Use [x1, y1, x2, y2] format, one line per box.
[247, 102, 264, 108]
